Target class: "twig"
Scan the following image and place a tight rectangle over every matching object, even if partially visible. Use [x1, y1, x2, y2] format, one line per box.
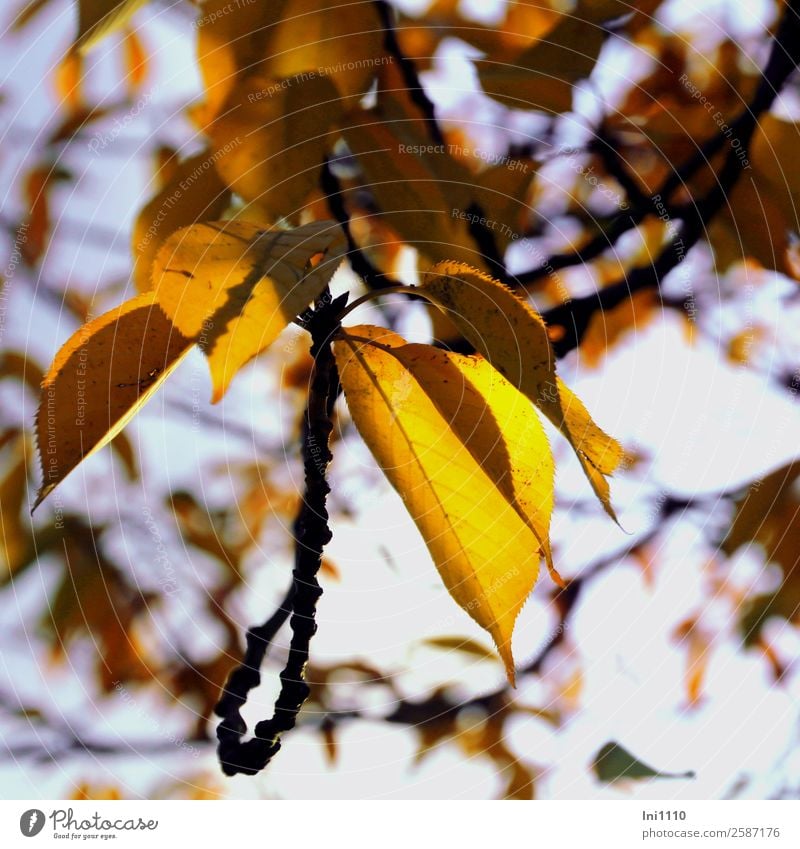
[543, 0, 800, 357]
[374, 0, 446, 147]
[215, 292, 344, 777]
[320, 157, 403, 291]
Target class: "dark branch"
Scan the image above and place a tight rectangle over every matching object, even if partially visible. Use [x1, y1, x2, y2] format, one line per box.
[374, 0, 446, 147]
[215, 292, 344, 777]
[521, 0, 800, 299]
[320, 157, 402, 291]
[542, 0, 800, 358]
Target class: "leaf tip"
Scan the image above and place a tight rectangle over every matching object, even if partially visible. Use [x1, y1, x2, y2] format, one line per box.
[31, 483, 54, 514]
[497, 641, 517, 688]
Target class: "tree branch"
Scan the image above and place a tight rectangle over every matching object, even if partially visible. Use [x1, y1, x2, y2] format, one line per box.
[215, 292, 345, 777]
[374, 0, 446, 147]
[542, 0, 800, 358]
[320, 157, 403, 291]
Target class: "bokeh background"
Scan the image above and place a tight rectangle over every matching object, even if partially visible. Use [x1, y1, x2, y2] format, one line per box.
[1, 0, 800, 800]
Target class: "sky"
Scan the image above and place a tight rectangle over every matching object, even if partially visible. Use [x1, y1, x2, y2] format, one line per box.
[0, 0, 799, 800]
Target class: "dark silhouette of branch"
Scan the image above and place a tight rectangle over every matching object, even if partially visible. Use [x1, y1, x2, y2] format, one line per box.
[374, 0, 446, 147]
[463, 202, 513, 285]
[320, 157, 403, 291]
[215, 292, 345, 777]
[521, 0, 800, 298]
[542, 0, 800, 358]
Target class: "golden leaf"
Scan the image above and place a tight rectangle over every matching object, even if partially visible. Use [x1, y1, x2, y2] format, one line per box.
[75, 0, 148, 53]
[122, 27, 148, 93]
[194, 0, 288, 125]
[53, 50, 83, 113]
[341, 112, 479, 267]
[131, 150, 231, 292]
[262, 0, 384, 105]
[209, 74, 343, 218]
[34, 292, 192, 508]
[153, 219, 345, 402]
[477, 15, 606, 114]
[334, 324, 555, 683]
[420, 261, 624, 519]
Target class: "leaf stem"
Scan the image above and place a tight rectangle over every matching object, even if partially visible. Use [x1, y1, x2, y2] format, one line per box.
[337, 285, 421, 320]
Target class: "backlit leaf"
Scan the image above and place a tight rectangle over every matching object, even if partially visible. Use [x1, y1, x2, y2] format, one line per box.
[422, 636, 499, 662]
[131, 150, 231, 292]
[194, 0, 288, 126]
[75, 0, 148, 53]
[209, 74, 343, 218]
[341, 111, 479, 266]
[477, 15, 606, 114]
[262, 0, 385, 105]
[122, 27, 148, 93]
[0, 434, 34, 581]
[153, 219, 345, 402]
[420, 262, 624, 520]
[53, 50, 84, 114]
[34, 292, 192, 508]
[334, 324, 555, 683]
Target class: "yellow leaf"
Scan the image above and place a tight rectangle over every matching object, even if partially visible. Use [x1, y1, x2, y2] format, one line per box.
[209, 74, 343, 218]
[581, 289, 658, 367]
[262, 0, 385, 106]
[34, 292, 192, 508]
[341, 112, 480, 266]
[53, 50, 83, 113]
[131, 150, 231, 292]
[397, 0, 560, 68]
[334, 324, 555, 683]
[194, 0, 289, 126]
[727, 326, 766, 366]
[422, 636, 499, 662]
[75, 0, 148, 53]
[477, 15, 606, 113]
[1, 434, 33, 580]
[471, 161, 537, 252]
[122, 27, 148, 93]
[153, 220, 345, 402]
[709, 176, 792, 275]
[420, 261, 624, 520]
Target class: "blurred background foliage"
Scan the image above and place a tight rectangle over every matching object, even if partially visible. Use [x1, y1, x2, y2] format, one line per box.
[1, 0, 800, 799]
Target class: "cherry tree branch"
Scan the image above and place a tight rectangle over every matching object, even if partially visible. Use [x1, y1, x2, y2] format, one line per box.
[214, 292, 345, 777]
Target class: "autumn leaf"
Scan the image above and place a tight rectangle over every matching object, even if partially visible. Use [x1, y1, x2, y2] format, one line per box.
[341, 110, 480, 267]
[334, 324, 555, 683]
[75, 0, 148, 53]
[396, 0, 561, 67]
[122, 27, 148, 94]
[422, 636, 499, 662]
[721, 463, 800, 643]
[193, 0, 289, 126]
[420, 261, 624, 520]
[261, 0, 384, 105]
[131, 150, 231, 292]
[34, 292, 192, 508]
[53, 50, 84, 114]
[12, 0, 53, 31]
[477, 15, 606, 114]
[209, 74, 343, 218]
[0, 434, 34, 581]
[152, 219, 345, 402]
[580, 289, 658, 367]
[471, 161, 538, 253]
